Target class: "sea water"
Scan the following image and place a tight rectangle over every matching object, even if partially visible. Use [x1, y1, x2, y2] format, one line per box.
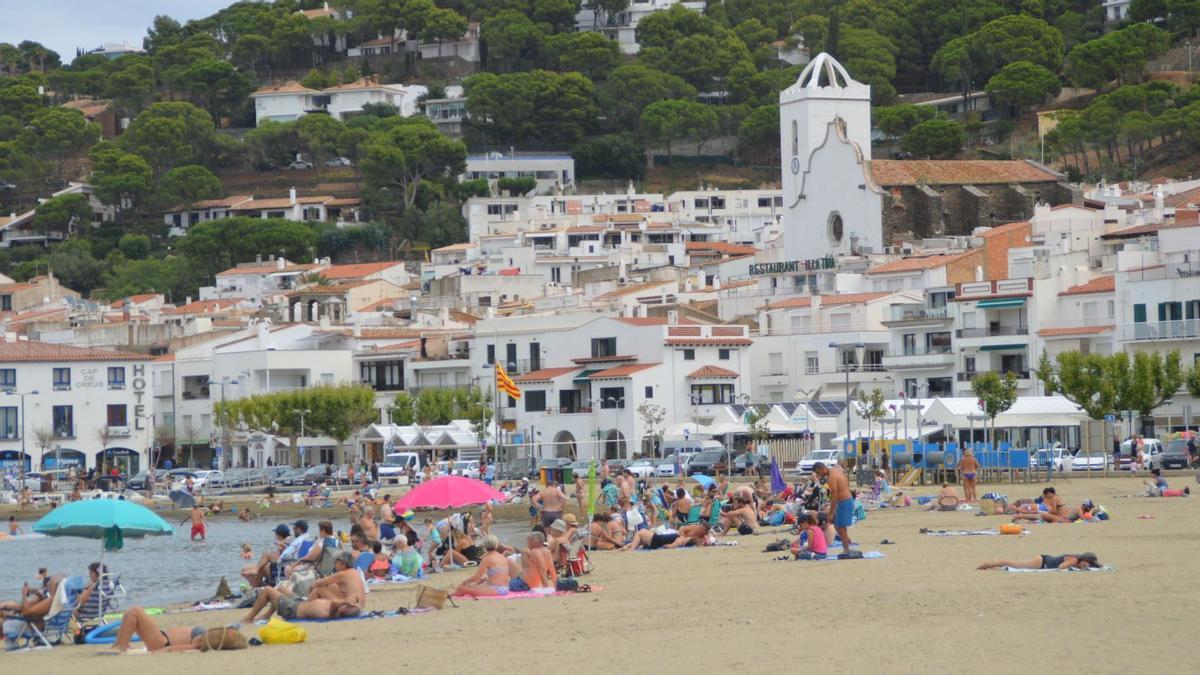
[0, 517, 533, 607]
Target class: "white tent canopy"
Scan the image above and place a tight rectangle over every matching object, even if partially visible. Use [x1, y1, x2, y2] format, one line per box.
[926, 396, 1087, 429]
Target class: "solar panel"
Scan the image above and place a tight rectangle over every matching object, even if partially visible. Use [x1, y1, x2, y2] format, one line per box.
[808, 401, 847, 416]
[778, 402, 799, 415]
[729, 404, 748, 418]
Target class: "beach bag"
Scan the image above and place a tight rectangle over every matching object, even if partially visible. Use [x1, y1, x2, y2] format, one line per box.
[414, 585, 450, 610]
[555, 578, 579, 592]
[200, 627, 249, 651]
[999, 523, 1023, 535]
[259, 617, 307, 645]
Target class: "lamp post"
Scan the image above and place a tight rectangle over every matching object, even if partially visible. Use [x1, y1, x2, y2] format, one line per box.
[139, 411, 155, 476]
[829, 341, 864, 460]
[7, 390, 38, 479]
[1164, 399, 1174, 437]
[208, 378, 239, 470]
[297, 408, 310, 467]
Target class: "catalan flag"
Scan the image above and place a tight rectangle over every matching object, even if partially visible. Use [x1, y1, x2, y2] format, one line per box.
[495, 363, 521, 400]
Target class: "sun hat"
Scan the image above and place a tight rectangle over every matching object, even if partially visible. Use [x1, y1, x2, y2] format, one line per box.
[550, 519, 567, 532]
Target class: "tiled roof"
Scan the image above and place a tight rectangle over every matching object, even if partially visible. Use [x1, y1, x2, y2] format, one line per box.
[866, 252, 970, 275]
[253, 81, 318, 95]
[183, 195, 253, 210]
[685, 242, 758, 256]
[433, 243, 473, 252]
[325, 76, 391, 91]
[513, 366, 579, 383]
[588, 363, 659, 379]
[1059, 276, 1115, 296]
[109, 293, 160, 308]
[216, 263, 318, 277]
[0, 283, 37, 292]
[665, 337, 753, 346]
[322, 262, 402, 279]
[764, 292, 891, 310]
[358, 35, 400, 46]
[566, 226, 606, 234]
[686, 365, 739, 378]
[1100, 222, 1179, 240]
[1165, 186, 1200, 208]
[978, 221, 1031, 239]
[869, 160, 1061, 186]
[1037, 325, 1114, 337]
[285, 282, 372, 297]
[0, 340, 150, 362]
[325, 197, 361, 207]
[163, 299, 246, 314]
[571, 354, 637, 365]
[595, 281, 672, 300]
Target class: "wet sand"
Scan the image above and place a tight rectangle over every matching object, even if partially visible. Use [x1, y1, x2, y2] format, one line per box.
[13, 475, 1198, 673]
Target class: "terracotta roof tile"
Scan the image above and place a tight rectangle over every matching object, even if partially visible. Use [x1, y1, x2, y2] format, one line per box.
[109, 294, 160, 308]
[764, 291, 892, 310]
[614, 317, 699, 326]
[1037, 325, 1114, 337]
[0, 340, 150, 362]
[324, 76, 391, 91]
[185, 195, 253, 210]
[322, 262, 402, 279]
[869, 160, 1061, 186]
[596, 281, 673, 300]
[433, 243, 473, 252]
[588, 363, 659, 379]
[513, 366, 579, 383]
[163, 299, 246, 315]
[570, 354, 637, 365]
[685, 242, 759, 256]
[216, 263, 318, 277]
[686, 365, 739, 378]
[866, 252, 970, 275]
[978, 221, 1031, 238]
[1059, 276, 1115, 296]
[665, 337, 753, 346]
[253, 81, 319, 95]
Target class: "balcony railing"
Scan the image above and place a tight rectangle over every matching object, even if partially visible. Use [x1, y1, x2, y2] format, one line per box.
[891, 345, 953, 357]
[1122, 320, 1200, 342]
[956, 370, 1029, 382]
[956, 326, 1029, 338]
[886, 305, 950, 322]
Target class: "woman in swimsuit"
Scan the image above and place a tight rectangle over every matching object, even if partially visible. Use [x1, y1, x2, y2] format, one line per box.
[454, 535, 524, 596]
[959, 450, 980, 502]
[977, 553, 1100, 570]
[106, 606, 205, 653]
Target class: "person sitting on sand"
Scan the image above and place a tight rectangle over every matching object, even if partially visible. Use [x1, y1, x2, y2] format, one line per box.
[359, 507, 380, 542]
[547, 519, 570, 559]
[105, 606, 206, 653]
[977, 552, 1101, 571]
[1011, 487, 1070, 523]
[1140, 469, 1171, 497]
[792, 512, 829, 560]
[924, 484, 961, 511]
[670, 488, 693, 526]
[588, 513, 622, 550]
[393, 536, 423, 578]
[621, 521, 712, 551]
[508, 531, 555, 591]
[308, 551, 367, 604]
[455, 535, 520, 597]
[719, 497, 757, 535]
[367, 541, 392, 579]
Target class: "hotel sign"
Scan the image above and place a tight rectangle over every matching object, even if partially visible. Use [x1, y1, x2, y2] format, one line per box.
[748, 257, 835, 276]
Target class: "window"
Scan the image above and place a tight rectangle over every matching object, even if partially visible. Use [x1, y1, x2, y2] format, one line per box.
[0, 368, 14, 391]
[757, 197, 773, 208]
[718, 349, 731, 360]
[964, 356, 976, 373]
[644, 386, 653, 398]
[904, 379, 917, 398]
[681, 349, 695, 361]
[928, 377, 953, 396]
[902, 334, 917, 355]
[529, 342, 541, 372]
[52, 405, 73, 437]
[791, 120, 798, 156]
[0, 407, 15, 438]
[773, 196, 783, 207]
[505, 343, 517, 370]
[591, 337, 617, 358]
[0, 295, 10, 312]
[551, 267, 562, 283]
[927, 332, 952, 353]
[107, 367, 126, 389]
[486, 344, 495, 365]
[1107, 300, 1115, 318]
[689, 383, 735, 404]
[599, 387, 625, 408]
[53, 367, 71, 390]
[525, 390, 547, 412]
[693, 198, 709, 209]
[106, 404, 128, 427]
[1133, 304, 1146, 323]
[805, 351, 819, 374]
[360, 360, 404, 391]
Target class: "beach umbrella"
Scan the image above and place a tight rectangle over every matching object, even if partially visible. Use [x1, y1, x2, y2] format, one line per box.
[392, 475, 506, 512]
[770, 458, 786, 493]
[169, 489, 196, 509]
[33, 498, 173, 552]
[689, 474, 716, 490]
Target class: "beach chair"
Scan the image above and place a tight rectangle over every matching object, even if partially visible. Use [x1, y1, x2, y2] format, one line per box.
[561, 532, 593, 578]
[4, 582, 73, 651]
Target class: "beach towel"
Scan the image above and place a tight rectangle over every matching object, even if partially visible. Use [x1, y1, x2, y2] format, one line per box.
[811, 551, 885, 561]
[921, 529, 1026, 536]
[191, 601, 234, 612]
[256, 608, 435, 624]
[455, 585, 603, 600]
[1002, 565, 1115, 573]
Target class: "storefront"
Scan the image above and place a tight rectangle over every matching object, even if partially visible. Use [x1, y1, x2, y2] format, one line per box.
[96, 447, 140, 476]
[0, 450, 31, 473]
[41, 448, 86, 470]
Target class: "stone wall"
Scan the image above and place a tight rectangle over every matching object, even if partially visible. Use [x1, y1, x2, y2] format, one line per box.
[881, 181, 1079, 242]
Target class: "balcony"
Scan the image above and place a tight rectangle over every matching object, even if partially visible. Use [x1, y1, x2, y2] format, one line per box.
[882, 304, 951, 324]
[758, 369, 789, 387]
[882, 346, 955, 370]
[956, 325, 1029, 338]
[1120, 320, 1200, 342]
[956, 370, 1029, 382]
[956, 277, 1033, 301]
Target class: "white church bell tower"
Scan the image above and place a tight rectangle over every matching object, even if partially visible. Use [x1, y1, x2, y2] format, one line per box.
[779, 53, 883, 260]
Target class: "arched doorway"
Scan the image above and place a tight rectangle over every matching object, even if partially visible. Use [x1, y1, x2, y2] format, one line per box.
[604, 430, 627, 460]
[96, 447, 140, 476]
[552, 431, 576, 459]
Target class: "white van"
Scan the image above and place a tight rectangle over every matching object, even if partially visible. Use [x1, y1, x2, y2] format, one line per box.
[378, 452, 425, 481]
[656, 439, 724, 477]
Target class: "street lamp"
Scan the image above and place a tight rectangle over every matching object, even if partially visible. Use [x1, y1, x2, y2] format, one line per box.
[208, 378, 239, 469]
[7, 390, 38, 479]
[1164, 399, 1174, 437]
[297, 408, 311, 467]
[829, 341, 864, 458]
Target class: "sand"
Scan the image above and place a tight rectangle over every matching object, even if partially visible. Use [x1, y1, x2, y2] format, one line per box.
[11, 474, 1198, 674]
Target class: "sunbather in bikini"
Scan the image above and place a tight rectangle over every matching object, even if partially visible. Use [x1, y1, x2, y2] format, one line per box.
[105, 606, 205, 653]
[1011, 487, 1070, 523]
[977, 552, 1101, 570]
[455, 535, 521, 597]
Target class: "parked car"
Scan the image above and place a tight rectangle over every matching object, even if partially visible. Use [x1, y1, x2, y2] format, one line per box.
[686, 450, 728, 476]
[1151, 439, 1192, 471]
[253, 160, 276, 172]
[452, 460, 481, 479]
[323, 156, 352, 167]
[1029, 447, 1069, 472]
[792, 449, 841, 475]
[379, 452, 424, 480]
[128, 469, 170, 490]
[657, 439, 722, 476]
[734, 452, 773, 476]
[287, 159, 313, 170]
[1069, 449, 1107, 471]
[625, 458, 658, 478]
[277, 467, 309, 486]
[171, 469, 222, 491]
[5, 471, 53, 492]
[1118, 438, 1163, 469]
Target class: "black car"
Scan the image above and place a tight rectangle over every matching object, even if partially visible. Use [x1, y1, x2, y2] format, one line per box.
[127, 469, 169, 490]
[686, 450, 728, 475]
[734, 453, 773, 476]
[1153, 440, 1192, 470]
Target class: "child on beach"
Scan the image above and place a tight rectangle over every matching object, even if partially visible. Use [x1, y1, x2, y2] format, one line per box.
[792, 513, 829, 560]
[240, 543, 253, 560]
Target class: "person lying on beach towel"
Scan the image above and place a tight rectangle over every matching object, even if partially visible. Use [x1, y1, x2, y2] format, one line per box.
[103, 606, 206, 653]
[977, 553, 1101, 571]
[621, 522, 712, 551]
[1010, 487, 1071, 523]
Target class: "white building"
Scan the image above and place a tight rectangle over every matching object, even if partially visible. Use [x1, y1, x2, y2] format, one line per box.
[574, 0, 705, 54]
[0, 339, 153, 474]
[463, 153, 576, 195]
[250, 77, 428, 126]
[1103, 0, 1131, 21]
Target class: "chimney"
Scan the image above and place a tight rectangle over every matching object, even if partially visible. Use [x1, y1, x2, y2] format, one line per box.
[256, 253, 262, 264]
[713, 275, 721, 290]
[409, 295, 418, 318]
[352, 322, 362, 337]
[684, 278, 692, 292]
[667, 310, 678, 325]
[975, 265, 983, 282]
[811, 295, 822, 309]
[276, 257, 285, 271]
[122, 299, 131, 322]
[186, 296, 193, 305]
[289, 186, 297, 205]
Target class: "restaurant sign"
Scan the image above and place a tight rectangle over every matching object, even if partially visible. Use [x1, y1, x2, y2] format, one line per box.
[748, 257, 835, 276]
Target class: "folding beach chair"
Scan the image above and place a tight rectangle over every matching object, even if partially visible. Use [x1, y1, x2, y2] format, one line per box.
[4, 581, 73, 651]
[561, 532, 593, 578]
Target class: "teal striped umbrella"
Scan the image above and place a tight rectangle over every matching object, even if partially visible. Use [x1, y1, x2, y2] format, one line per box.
[34, 499, 173, 550]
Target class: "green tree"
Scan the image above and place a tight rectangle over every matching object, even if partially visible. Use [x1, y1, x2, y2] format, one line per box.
[971, 371, 1019, 446]
[901, 118, 965, 158]
[421, 7, 470, 59]
[295, 113, 345, 169]
[20, 108, 99, 182]
[985, 60, 1062, 114]
[839, 27, 899, 104]
[176, 217, 318, 280]
[465, 70, 598, 146]
[119, 102, 216, 176]
[360, 117, 468, 210]
[971, 14, 1065, 75]
[874, 104, 937, 138]
[32, 193, 92, 237]
[46, 239, 105, 294]
[497, 176, 537, 195]
[300, 68, 339, 90]
[157, 164, 222, 210]
[737, 104, 780, 163]
[480, 10, 546, 72]
[855, 387, 887, 440]
[639, 99, 718, 163]
[117, 233, 152, 259]
[89, 143, 154, 215]
[543, 32, 621, 81]
[101, 255, 202, 301]
[600, 65, 697, 130]
[572, 132, 645, 180]
[1037, 349, 1120, 420]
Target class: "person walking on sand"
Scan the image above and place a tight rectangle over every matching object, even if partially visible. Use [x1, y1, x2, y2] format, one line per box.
[188, 505, 207, 541]
[813, 462, 859, 558]
[535, 480, 566, 529]
[574, 472, 586, 515]
[959, 450, 980, 502]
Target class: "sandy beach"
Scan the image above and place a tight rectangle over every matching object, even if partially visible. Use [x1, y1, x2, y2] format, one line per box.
[8, 474, 1197, 674]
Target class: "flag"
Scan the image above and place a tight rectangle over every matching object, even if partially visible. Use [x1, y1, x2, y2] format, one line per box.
[587, 459, 596, 522]
[495, 363, 521, 400]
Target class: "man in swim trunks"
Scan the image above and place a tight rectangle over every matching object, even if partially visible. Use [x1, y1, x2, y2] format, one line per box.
[189, 505, 206, 541]
[241, 579, 362, 623]
[535, 480, 566, 529]
[813, 462, 858, 558]
[510, 531, 556, 591]
[307, 552, 366, 607]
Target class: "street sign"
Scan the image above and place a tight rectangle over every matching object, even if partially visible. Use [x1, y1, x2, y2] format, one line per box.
[1104, 414, 1116, 423]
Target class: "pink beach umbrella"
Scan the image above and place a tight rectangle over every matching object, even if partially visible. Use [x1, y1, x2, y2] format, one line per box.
[392, 475, 507, 512]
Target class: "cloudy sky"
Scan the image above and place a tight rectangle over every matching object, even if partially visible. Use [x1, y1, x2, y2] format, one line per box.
[1, 0, 236, 62]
